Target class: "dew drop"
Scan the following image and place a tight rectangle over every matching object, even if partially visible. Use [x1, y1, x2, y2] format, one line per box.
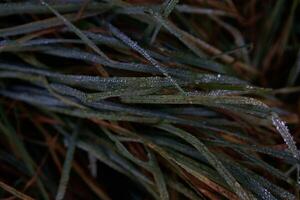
[245, 85, 254, 90]
[262, 188, 272, 200]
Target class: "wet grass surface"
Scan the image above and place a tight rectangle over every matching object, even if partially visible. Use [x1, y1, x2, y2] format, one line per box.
[0, 0, 299, 199]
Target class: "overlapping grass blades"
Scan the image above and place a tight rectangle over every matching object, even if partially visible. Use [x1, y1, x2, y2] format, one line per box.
[0, 1, 299, 200]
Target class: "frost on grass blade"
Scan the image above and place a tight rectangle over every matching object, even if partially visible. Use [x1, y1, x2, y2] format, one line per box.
[107, 23, 186, 95]
[0, 1, 298, 199]
[271, 113, 299, 159]
[41, 0, 109, 60]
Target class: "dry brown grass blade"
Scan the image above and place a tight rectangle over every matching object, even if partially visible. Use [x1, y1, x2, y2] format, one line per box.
[0, 181, 35, 200]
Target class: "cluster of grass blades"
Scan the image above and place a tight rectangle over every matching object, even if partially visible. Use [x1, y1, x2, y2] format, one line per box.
[0, 0, 299, 199]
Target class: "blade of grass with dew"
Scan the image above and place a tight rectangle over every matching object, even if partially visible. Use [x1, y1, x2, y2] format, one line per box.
[41, 1, 110, 60]
[74, 137, 160, 199]
[163, 149, 241, 199]
[92, 124, 228, 199]
[0, 55, 248, 86]
[55, 122, 80, 200]
[236, 149, 292, 184]
[223, 158, 295, 200]
[149, 11, 257, 76]
[205, 138, 299, 165]
[149, 0, 179, 44]
[146, 134, 294, 185]
[270, 113, 299, 159]
[0, 1, 298, 199]
[175, 5, 235, 17]
[133, 129, 241, 199]
[0, 12, 100, 38]
[156, 124, 253, 200]
[0, 2, 110, 17]
[149, 135, 295, 199]
[165, 140, 294, 199]
[102, 127, 169, 199]
[107, 23, 185, 95]
[150, 11, 205, 58]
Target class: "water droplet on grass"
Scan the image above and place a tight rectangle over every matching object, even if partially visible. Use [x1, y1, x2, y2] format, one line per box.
[271, 113, 299, 159]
